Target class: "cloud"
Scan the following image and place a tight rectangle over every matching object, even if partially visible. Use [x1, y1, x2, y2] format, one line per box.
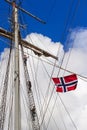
[62, 28, 87, 75]
[25, 30, 87, 130]
[59, 28, 87, 130]
[69, 28, 87, 50]
[0, 28, 87, 130]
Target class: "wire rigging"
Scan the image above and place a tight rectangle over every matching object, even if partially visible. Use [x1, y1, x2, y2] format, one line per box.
[0, 0, 86, 130]
[21, 84, 30, 130]
[23, 37, 60, 129]
[0, 36, 87, 80]
[29, 51, 42, 114]
[39, 0, 81, 129]
[46, 95, 67, 130]
[38, 59, 74, 130]
[62, 0, 80, 76]
[50, 0, 80, 128]
[7, 49, 14, 130]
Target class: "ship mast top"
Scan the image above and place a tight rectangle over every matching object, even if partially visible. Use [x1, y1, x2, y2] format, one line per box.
[0, 1, 58, 130]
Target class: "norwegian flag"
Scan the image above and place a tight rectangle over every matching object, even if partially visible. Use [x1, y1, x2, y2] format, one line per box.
[52, 74, 78, 92]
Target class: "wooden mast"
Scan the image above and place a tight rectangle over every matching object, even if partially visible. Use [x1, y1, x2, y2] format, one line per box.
[0, 1, 58, 129]
[13, 1, 21, 130]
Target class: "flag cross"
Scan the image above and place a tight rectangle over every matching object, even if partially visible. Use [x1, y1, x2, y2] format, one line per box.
[56, 77, 78, 92]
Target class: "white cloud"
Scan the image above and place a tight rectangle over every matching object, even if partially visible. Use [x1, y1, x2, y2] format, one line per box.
[0, 28, 87, 130]
[62, 28, 87, 76]
[25, 30, 87, 130]
[59, 28, 87, 130]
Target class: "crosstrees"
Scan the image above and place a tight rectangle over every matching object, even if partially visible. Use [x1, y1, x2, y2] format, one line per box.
[0, 28, 58, 60]
[5, 0, 46, 24]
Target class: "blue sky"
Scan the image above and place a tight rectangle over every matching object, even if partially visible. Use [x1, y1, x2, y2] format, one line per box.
[0, 0, 87, 52]
[1, 1, 87, 129]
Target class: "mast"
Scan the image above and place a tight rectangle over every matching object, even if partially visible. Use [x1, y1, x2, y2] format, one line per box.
[0, 1, 58, 130]
[13, 2, 21, 130]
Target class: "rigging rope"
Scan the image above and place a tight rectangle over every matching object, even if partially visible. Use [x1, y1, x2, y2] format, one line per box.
[7, 50, 14, 130]
[6, 49, 14, 130]
[24, 47, 60, 130]
[0, 0, 85, 130]
[0, 47, 12, 130]
[30, 51, 41, 113]
[61, 0, 80, 76]
[39, 60, 67, 130]
[40, 1, 81, 129]
[0, 37, 87, 79]
[58, 94, 78, 130]
[21, 84, 31, 130]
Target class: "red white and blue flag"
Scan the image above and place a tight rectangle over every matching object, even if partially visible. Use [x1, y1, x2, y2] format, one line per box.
[52, 74, 78, 92]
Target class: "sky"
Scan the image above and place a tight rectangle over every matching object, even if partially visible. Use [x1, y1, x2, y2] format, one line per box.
[0, 0, 87, 51]
[0, 0, 87, 130]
